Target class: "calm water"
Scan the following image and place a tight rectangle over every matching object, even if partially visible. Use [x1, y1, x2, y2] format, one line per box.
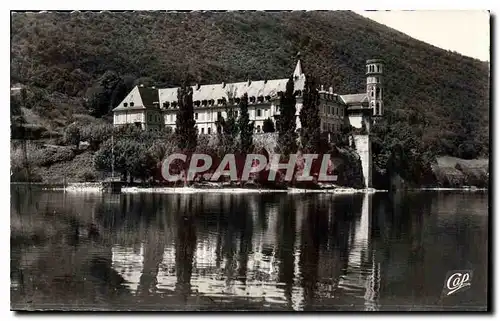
[10, 187, 489, 311]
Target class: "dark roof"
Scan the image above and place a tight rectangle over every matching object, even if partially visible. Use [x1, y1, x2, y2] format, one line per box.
[138, 87, 159, 109]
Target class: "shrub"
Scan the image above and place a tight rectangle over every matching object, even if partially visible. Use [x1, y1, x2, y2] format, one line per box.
[63, 123, 81, 148]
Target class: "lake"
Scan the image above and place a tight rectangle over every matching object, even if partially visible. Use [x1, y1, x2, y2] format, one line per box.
[10, 187, 489, 311]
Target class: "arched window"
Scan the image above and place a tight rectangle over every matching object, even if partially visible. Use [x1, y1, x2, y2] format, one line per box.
[256, 125, 261, 133]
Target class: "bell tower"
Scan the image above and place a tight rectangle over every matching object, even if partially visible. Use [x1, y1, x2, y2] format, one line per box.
[366, 59, 384, 119]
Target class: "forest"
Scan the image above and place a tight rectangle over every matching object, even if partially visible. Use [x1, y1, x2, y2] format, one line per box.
[10, 11, 490, 187]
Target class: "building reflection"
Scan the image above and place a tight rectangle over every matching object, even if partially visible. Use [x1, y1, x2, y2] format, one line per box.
[105, 192, 384, 310]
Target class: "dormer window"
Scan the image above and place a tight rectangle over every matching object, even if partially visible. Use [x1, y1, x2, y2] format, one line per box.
[235, 98, 240, 104]
[162, 102, 168, 108]
[202, 100, 207, 106]
[229, 98, 234, 105]
[194, 100, 201, 107]
[124, 102, 128, 107]
[172, 101, 177, 108]
[250, 96, 256, 103]
[257, 96, 264, 103]
[130, 102, 134, 107]
[265, 95, 271, 102]
[209, 99, 215, 106]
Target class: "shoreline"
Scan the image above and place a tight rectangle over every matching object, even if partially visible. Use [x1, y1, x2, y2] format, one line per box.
[12, 182, 487, 194]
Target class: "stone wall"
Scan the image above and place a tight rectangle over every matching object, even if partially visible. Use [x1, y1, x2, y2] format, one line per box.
[353, 134, 372, 188]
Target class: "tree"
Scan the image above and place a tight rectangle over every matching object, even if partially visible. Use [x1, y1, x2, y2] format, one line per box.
[263, 117, 275, 133]
[299, 77, 321, 153]
[276, 78, 297, 155]
[64, 123, 81, 149]
[80, 123, 113, 151]
[85, 70, 121, 117]
[175, 82, 197, 153]
[237, 93, 254, 154]
[94, 138, 157, 183]
[215, 104, 239, 155]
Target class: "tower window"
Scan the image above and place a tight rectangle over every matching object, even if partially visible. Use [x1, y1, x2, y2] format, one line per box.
[195, 113, 198, 120]
[124, 102, 128, 107]
[130, 102, 134, 107]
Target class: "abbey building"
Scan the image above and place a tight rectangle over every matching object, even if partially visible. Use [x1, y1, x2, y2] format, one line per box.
[112, 59, 384, 135]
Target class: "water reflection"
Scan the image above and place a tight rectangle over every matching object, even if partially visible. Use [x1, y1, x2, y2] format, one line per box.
[11, 187, 488, 311]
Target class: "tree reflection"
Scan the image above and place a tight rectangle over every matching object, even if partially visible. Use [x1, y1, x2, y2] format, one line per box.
[174, 196, 197, 305]
[276, 196, 296, 308]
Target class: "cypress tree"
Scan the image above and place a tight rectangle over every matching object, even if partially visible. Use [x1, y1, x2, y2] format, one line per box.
[237, 93, 254, 154]
[299, 77, 321, 153]
[215, 104, 239, 154]
[175, 83, 197, 152]
[262, 117, 275, 133]
[277, 77, 297, 156]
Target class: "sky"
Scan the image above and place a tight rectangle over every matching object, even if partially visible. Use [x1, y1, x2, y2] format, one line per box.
[355, 10, 490, 62]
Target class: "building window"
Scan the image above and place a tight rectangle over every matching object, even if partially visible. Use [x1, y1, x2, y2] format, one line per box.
[201, 128, 204, 134]
[257, 109, 261, 117]
[256, 125, 261, 132]
[124, 102, 128, 107]
[208, 127, 211, 134]
[195, 113, 198, 120]
[148, 114, 152, 122]
[217, 111, 222, 120]
[130, 102, 134, 107]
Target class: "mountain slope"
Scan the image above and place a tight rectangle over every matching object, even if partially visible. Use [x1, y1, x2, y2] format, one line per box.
[11, 11, 490, 159]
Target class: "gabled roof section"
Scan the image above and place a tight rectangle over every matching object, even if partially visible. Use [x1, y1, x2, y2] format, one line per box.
[339, 93, 368, 105]
[113, 86, 160, 111]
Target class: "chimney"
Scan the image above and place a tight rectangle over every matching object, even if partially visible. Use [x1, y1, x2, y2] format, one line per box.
[222, 82, 226, 88]
[196, 83, 200, 90]
[139, 84, 144, 87]
[321, 85, 324, 92]
[247, 79, 251, 86]
[329, 86, 333, 94]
